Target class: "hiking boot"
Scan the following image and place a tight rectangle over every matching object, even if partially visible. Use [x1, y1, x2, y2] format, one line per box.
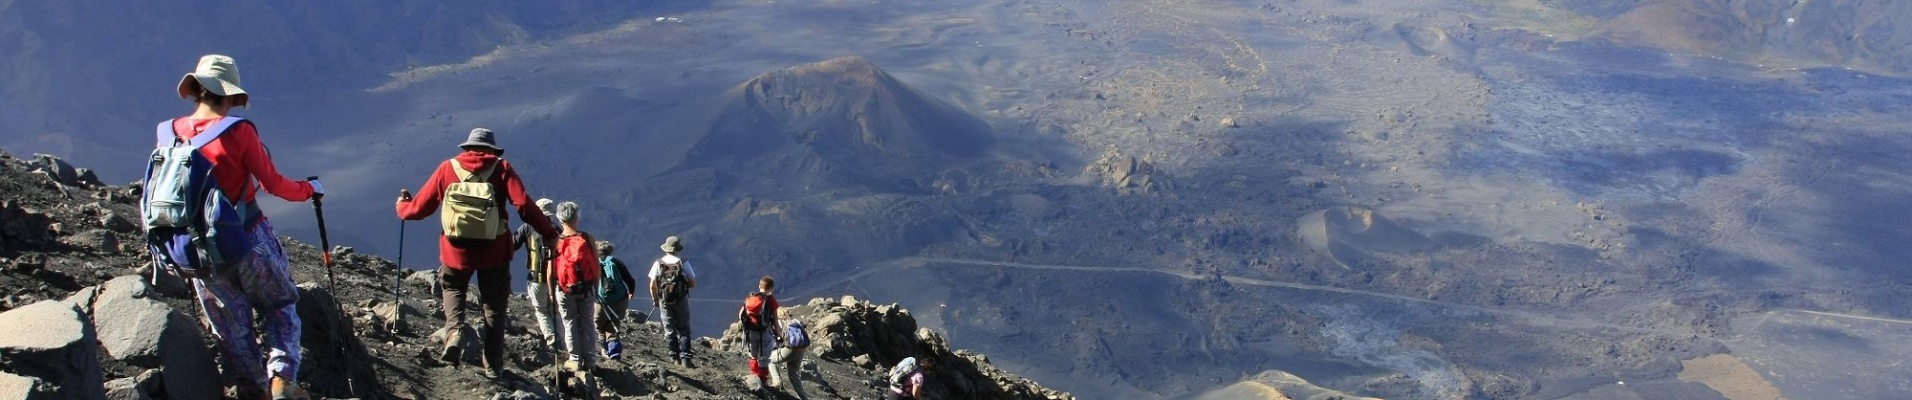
[269, 377, 308, 400]
[438, 337, 463, 367]
[682, 357, 695, 369]
[481, 368, 501, 380]
[564, 359, 582, 372]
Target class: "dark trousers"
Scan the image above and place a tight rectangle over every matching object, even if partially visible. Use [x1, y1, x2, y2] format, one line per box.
[438, 264, 511, 370]
[596, 298, 628, 337]
[662, 300, 692, 359]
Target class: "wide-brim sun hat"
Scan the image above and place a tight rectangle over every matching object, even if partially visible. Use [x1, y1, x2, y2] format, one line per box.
[176, 55, 249, 106]
[660, 236, 683, 253]
[459, 128, 503, 152]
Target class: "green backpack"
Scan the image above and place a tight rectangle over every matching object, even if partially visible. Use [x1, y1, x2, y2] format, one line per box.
[597, 256, 630, 302]
[440, 160, 505, 241]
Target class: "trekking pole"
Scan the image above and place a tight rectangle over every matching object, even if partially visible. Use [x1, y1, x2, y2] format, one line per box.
[308, 177, 357, 396]
[394, 189, 410, 335]
[548, 272, 567, 400]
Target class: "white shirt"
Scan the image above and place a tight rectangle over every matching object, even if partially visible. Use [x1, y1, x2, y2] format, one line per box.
[648, 254, 698, 281]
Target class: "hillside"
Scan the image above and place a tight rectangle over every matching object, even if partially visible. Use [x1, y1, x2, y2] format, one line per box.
[685, 55, 997, 192]
[0, 148, 1072, 399]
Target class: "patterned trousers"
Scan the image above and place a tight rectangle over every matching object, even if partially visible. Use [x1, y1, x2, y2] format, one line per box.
[191, 219, 301, 390]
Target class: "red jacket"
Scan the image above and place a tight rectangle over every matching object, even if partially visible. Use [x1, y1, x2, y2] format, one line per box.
[172, 117, 316, 205]
[395, 151, 558, 270]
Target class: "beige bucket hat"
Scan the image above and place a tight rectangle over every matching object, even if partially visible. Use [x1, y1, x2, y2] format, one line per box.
[176, 54, 249, 106]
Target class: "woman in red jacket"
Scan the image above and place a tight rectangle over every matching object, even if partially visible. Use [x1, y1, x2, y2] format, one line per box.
[167, 54, 321, 400]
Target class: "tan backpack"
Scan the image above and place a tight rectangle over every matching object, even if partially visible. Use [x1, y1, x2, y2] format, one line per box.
[441, 160, 505, 240]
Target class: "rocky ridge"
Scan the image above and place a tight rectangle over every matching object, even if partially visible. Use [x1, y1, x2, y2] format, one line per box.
[0, 148, 1071, 399]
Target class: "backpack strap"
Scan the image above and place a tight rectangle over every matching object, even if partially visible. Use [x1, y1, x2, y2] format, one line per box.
[155, 117, 245, 148]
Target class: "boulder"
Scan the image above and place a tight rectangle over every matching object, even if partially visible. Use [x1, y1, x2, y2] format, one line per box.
[75, 168, 102, 187]
[0, 300, 106, 399]
[30, 154, 79, 186]
[100, 211, 137, 233]
[295, 284, 375, 399]
[63, 286, 100, 311]
[0, 205, 53, 247]
[87, 276, 221, 400]
[91, 276, 167, 364]
[0, 371, 46, 400]
[103, 377, 152, 400]
[62, 229, 119, 253]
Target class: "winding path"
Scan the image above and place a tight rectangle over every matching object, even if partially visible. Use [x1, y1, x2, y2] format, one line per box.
[794, 256, 1912, 341]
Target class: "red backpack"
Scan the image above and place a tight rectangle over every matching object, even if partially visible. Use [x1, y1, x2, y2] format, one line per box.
[554, 233, 601, 293]
[740, 292, 773, 330]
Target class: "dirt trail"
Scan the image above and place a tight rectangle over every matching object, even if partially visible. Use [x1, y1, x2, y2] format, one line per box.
[818, 257, 1912, 346]
[799, 256, 1689, 336]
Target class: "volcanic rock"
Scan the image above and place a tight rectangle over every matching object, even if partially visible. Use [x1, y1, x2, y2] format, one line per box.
[0, 300, 106, 399]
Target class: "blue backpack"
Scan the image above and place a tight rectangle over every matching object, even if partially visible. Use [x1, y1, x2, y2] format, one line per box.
[784, 320, 809, 348]
[142, 117, 262, 276]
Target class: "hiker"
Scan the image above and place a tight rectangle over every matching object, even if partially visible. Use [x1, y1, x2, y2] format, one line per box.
[594, 240, 639, 360]
[769, 319, 812, 400]
[511, 198, 561, 352]
[550, 201, 602, 373]
[740, 276, 782, 381]
[395, 128, 559, 379]
[887, 357, 931, 400]
[147, 54, 319, 400]
[648, 236, 699, 367]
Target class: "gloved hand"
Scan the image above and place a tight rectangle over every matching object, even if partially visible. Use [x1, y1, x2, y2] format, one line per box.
[308, 179, 325, 197]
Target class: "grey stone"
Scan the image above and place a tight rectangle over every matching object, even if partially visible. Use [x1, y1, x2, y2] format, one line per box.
[30, 154, 79, 185]
[100, 211, 137, 233]
[0, 371, 45, 400]
[63, 286, 100, 312]
[75, 168, 101, 186]
[63, 229, 119, 253]
[103, 377, 152, 400]
[90, 276, 221, 400]
[92, 276, 167, 363]
[407, 270, 437, 285]
[0, 300, 106, 399]
[0, 206, 53, 246]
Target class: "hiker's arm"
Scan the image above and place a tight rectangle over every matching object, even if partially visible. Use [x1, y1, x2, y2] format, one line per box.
[647, 262, 661, 305]
[684, 262, 698, 288]
[500, 162, 561, 239]
[512, 224, 530, 251]
[768, 298, 781, 334]
[395, 162, 447, 220]
[232, 122, 317, 202]
[616, 261, 637, 298]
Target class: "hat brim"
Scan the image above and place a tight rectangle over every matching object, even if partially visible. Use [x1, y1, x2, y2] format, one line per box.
[177, 74, 249, 106]
[459, 141, 504, 151]
[660, 244, 682, 252]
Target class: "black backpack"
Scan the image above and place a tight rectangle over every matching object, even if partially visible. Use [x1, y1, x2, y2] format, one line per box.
[655, 260, 690, 303]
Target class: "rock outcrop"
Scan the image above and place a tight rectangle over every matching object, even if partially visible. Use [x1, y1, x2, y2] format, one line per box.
[717, 296, 1075, 400]
[79, 276, 220, 400]
[0, 301, 106, 399]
